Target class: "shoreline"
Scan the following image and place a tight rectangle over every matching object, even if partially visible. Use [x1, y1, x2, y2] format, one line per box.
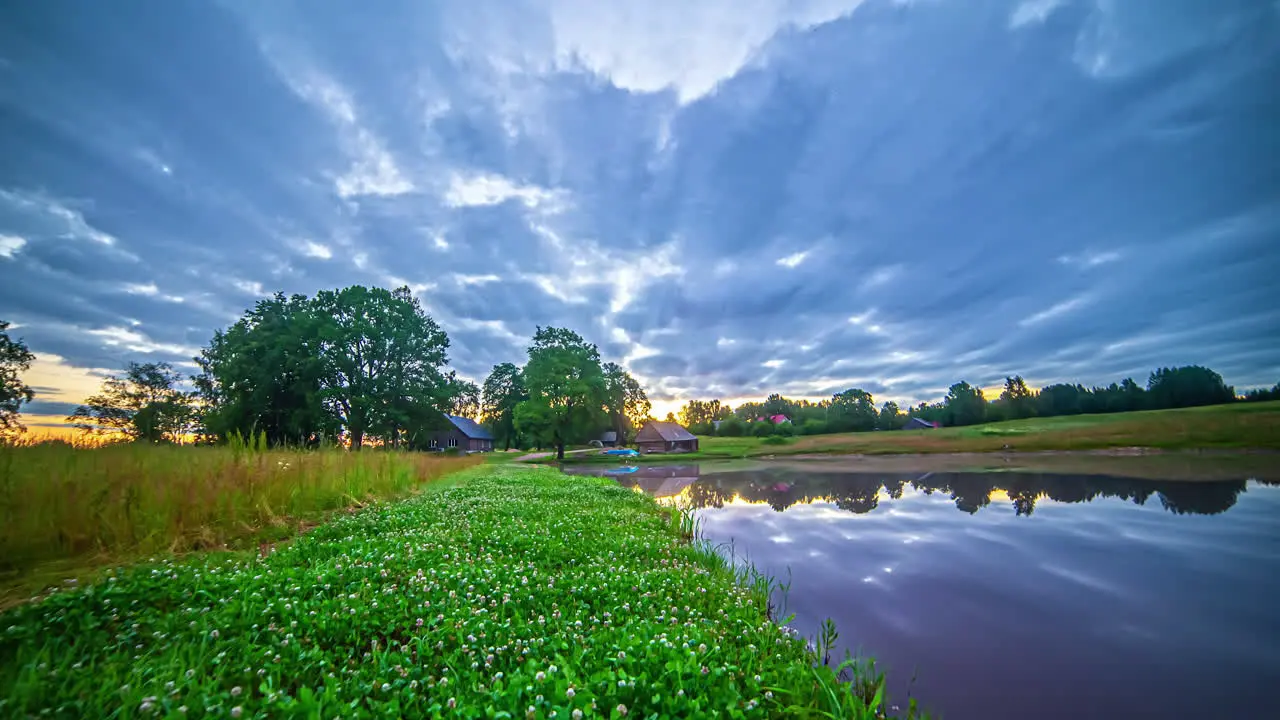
[559, 448, 1280, 482]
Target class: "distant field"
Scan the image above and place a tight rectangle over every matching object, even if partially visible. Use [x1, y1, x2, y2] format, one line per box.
[554, 402, 1280, 464]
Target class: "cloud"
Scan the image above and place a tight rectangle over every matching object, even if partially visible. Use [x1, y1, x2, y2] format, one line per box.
[1057, 250, 1122, 268]
[300, 240, 333, 260]
[1009, 0, 1066, 29]
[444, 173, 564, 210]
[776, 250, 810, 268]
[86, 326, 200, 357]
[264, 59, 414, 199]
[0, 0, 1276, 415]
[1019, 295, 1090, 327]
[530, 0, 870, 103]
[0, 233, 25, 258]
[0, 189, 126, 250]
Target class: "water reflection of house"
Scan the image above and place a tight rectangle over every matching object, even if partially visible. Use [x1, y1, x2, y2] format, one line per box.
[621, 465, 701, 498]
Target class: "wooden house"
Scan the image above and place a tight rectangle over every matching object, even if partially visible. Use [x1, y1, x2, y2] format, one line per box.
[635, 421, 699, 454]
[426, 415, 494, 452]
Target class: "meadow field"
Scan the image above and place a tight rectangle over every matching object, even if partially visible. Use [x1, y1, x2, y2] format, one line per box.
[0, 439, 482, 607]
[0, 465, 921, 719]
[549, 401, 1280, 464]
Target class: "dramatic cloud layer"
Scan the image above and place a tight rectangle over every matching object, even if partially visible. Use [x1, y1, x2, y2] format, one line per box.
[1, 0, 1278, 421]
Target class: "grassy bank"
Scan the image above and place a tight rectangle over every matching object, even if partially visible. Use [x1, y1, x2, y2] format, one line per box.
[0, 466, 921, 719]
[550, 402, 1280, 464]
[0, 442, 481, 606]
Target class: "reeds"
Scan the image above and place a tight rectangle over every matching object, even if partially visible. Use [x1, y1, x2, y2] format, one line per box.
[0, 437, 481, 577]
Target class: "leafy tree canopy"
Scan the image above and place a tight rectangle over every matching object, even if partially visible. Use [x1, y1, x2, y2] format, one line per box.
[69, 362, 193, 443]
[515, 327, 607, 460]
[481, 363, 527, 451]
[0, 321, 35, 436]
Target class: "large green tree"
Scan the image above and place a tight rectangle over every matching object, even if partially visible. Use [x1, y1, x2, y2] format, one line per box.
[0, 322, 35, 436]
[311, 286, 453, 450]
[194, 294, 333, 445]
[828, 388, 878, 432]
[196, 286, 457, 449]
[943, 381, 987, 427]
[678, 399, 730, 428]
[1146, 365, 1234, 409]
[447, 376, 481, 419]
[69, 362, 193, 442]
[515, 327, 606, 460]
[481, 363, 527, 451]
[997, 375, 1036, 420]
[603, 362, 651, 443]
[876, 401, 903, 431]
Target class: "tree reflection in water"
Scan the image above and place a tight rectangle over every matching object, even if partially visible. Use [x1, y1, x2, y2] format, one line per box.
[607, 466, 1251, 517]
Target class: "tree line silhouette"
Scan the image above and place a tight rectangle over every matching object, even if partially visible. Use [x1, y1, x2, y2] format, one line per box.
[621, 469, 1253, 517]
[680, 365, 1276, 436]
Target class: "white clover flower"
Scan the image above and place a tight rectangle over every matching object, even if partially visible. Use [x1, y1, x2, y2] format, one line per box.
[566, 687, 576, 699]
[231, 707, 243, 718]
[616, 704, 628, 716]
[231, 686, 242, 697]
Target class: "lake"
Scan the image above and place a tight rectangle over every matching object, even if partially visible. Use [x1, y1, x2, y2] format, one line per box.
[565, 460, 1280, 719]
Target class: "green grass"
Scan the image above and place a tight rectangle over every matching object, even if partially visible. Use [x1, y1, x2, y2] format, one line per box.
[0, 441, 482, 608]
[565, 402, 1279, 462]
[0, 465, 923, 719]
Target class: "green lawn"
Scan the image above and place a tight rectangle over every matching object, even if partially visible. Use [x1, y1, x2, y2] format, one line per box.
[0, 465, 923, 719]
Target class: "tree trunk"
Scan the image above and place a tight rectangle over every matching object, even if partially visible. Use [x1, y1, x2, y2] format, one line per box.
[351, 428, 364, 450]
[556, 441, 565, 461]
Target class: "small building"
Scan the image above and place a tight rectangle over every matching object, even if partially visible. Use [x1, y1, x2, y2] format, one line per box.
[635, 421, 700, 454]
[600, 431, 619, 447]
[903, 417, 940, 430]
[427, 415, 494, 452]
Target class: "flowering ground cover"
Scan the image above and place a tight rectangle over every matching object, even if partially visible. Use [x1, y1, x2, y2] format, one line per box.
[0, 465, 921, 718]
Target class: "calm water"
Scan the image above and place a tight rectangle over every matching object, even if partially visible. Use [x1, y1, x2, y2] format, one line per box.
[566, 462, 1280, 719]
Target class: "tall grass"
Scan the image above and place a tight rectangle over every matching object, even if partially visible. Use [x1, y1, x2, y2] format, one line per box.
[0, 438, 481, 583]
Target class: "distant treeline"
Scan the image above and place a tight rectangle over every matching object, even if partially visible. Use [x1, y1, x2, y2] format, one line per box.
[679, 366, 1280, 437]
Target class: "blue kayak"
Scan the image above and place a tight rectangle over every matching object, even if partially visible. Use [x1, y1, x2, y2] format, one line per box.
[602, 448, 639, 457]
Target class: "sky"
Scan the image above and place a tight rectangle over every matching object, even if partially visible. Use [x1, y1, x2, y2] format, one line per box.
[1, 0, 1278, 433]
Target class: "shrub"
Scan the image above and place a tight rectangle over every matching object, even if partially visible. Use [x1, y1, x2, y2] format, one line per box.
[772, 422, 795, 437]
[751, 421, 775, 438]
[801, 419, 828, 435]
[717, 417, 746, 437]
[761, 435, 791, 446]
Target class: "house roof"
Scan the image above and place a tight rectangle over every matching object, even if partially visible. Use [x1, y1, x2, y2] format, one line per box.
[447, 415, 493, 440]
[640, 420, 698, 442]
